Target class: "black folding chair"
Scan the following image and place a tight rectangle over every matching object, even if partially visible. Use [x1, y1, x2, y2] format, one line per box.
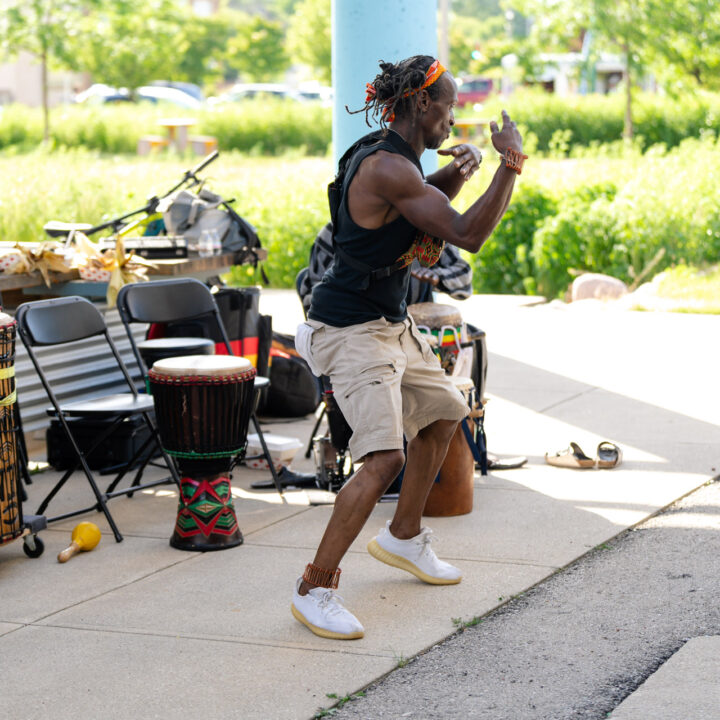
[15, 296, 181, 542]
[115, 278, 284, 496]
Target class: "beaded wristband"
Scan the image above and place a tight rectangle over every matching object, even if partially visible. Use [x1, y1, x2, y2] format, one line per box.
[303, 562, 341, 589]
[500, 147, 528, 175]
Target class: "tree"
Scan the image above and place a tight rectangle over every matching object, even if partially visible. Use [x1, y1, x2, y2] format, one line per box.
[73, 0, 184, 93]
[174, 12, 237, 87]
[644, 0, 720, 90]
[511, 0, 651, 138]
[449, 13, 508, 78]
[225, 13, 289, 82]
[286, 0, 331, 84]
[0, 0, 99, 141]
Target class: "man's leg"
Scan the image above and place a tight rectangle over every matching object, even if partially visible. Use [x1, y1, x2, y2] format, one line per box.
[291, 449, 404, 640]
[298, 448, 405, 596]
[390, 418, 457, 539]
[367, 418, 465, 585]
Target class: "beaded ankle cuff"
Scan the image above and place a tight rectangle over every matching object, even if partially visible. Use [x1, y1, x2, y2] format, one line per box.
[303, 562, 341, 589]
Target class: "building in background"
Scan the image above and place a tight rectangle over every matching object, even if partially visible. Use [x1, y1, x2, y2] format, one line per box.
[0, 50, 83, 107]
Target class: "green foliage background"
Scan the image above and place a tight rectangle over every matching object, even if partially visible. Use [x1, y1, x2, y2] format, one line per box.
[476, 89, 720, 153]
[0, 102, 332, 155]
[2, 134, 719, 300]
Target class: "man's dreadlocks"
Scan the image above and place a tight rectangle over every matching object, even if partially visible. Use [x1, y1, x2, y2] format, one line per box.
[348, 55, 445, 130]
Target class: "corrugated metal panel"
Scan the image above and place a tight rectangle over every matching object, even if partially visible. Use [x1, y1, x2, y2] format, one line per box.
[14, 306, 149, 436]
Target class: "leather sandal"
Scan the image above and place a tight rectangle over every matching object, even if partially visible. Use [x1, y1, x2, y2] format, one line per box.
[485, 453, 528, 470]
[545, 442, 596, 469]
[596, 441, 622, 469]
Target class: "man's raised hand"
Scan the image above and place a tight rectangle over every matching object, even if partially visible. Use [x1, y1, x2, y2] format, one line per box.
[489, 110, 523, 156]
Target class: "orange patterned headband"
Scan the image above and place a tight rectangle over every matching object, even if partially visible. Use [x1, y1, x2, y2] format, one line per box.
[365, 59, 447, 122]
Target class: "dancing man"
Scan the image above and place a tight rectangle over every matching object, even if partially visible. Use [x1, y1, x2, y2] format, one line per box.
[293, 55, 525, 639]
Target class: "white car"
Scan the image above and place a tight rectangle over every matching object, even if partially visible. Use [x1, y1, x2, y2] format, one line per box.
[207, 83, 301, 105]
[74, 84, 201, 109]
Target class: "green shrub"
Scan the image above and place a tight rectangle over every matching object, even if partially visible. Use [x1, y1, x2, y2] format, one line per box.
[469, 184, 557, 295]
[202, 100, 331, 156]
[477, 89, 720, 153]
[0, 100, 332, 155]
[0, 105, 44, 149]
[531, 136, 720, 297]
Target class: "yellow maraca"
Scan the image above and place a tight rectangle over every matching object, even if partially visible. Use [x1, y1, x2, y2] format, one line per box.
[57, 522, 102, 563]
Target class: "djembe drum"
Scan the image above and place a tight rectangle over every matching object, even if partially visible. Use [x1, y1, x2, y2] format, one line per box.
[0, 313, 22, 549]
[424, 376, 483, 517]
[408, 302, 466, 375]
[148, 355, 256, 551]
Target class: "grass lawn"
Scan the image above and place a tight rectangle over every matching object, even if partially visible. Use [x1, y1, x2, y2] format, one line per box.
[630, 264, 720, 314]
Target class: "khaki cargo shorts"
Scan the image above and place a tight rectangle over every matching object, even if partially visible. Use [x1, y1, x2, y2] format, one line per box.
[296, 316, 469, 462]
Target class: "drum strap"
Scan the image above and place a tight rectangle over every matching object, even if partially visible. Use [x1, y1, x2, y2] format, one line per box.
[460, 414, 488, 476]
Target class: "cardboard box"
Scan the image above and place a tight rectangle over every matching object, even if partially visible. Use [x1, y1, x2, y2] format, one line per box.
[245, 433, 303, 471]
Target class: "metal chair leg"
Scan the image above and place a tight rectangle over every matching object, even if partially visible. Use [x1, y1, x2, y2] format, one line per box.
[250, 414, 285, 497]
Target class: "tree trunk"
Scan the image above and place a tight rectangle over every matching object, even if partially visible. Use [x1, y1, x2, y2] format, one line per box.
[41, 49, 50, 144]
[622, 43, 633, 140]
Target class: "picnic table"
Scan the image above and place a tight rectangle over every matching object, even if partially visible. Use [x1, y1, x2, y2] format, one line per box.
[157, 118, 197, 152]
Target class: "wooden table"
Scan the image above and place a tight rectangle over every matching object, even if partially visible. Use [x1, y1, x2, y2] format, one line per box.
[0, 250, 267, 307]
[453, 118, 490, 145]
[157, 118, 197, 152]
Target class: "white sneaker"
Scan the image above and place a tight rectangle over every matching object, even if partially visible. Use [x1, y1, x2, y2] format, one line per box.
[367, 521, 462, 585]
[291, 578, 364, 640]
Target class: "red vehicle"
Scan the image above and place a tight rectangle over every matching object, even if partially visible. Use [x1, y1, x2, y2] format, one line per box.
[456, 76, 495, 106]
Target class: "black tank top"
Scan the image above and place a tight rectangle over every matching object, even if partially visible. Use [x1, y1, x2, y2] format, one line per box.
[308, 131, 423, 327]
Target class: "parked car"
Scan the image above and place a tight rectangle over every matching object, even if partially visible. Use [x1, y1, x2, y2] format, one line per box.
[74, 83, 201, 109]
[135, 86, 201, 109]
[456, 76, 495, 106]
[149, 81, 204, 102]
[73, 83, 129, 104]
[296, 83, 333, 105]
[207, 83, 301, 105]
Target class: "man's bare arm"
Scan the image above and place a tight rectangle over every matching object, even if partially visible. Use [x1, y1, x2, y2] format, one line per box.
[426, 144, 483, 201]
[375, 111, 523, 253]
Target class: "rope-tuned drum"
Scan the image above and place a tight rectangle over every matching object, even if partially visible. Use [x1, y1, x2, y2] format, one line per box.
[0, 313, 22, 548]
[148, 355, 256, 551]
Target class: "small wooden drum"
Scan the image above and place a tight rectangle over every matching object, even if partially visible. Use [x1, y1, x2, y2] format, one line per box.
[148, 355, 256, 551]
[408, 302, 466, 374]
[0, 313, 22, 548]
[424, 376, 478, 517]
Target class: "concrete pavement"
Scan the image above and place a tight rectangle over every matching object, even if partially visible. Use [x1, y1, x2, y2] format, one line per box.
[0, 291, 717, 719]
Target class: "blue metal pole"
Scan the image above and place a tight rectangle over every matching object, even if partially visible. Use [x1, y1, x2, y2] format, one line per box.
[331, 0, 439, 174]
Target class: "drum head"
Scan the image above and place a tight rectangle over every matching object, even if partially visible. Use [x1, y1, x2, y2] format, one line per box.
[0, 312, 14, 327]
[151, 354, 252, 377]
[407, 302, 462, 329]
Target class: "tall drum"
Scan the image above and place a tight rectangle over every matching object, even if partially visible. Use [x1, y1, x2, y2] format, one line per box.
[148, 355, 256, 551]
[0, 313, 22, 548]
[424, 376, 479, 517]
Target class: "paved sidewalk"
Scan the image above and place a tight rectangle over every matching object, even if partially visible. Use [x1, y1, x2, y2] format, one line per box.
[1, 291, 717, 720]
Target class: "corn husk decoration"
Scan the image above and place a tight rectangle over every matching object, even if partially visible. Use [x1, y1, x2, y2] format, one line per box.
[71, 233, 157, 307]
[7, 242, 73, 285]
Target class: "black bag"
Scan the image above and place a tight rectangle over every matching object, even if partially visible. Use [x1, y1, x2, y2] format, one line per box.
[46, 416, 157, 473]
[257, 332, 320, 417]
[259, 355, 321, 417]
